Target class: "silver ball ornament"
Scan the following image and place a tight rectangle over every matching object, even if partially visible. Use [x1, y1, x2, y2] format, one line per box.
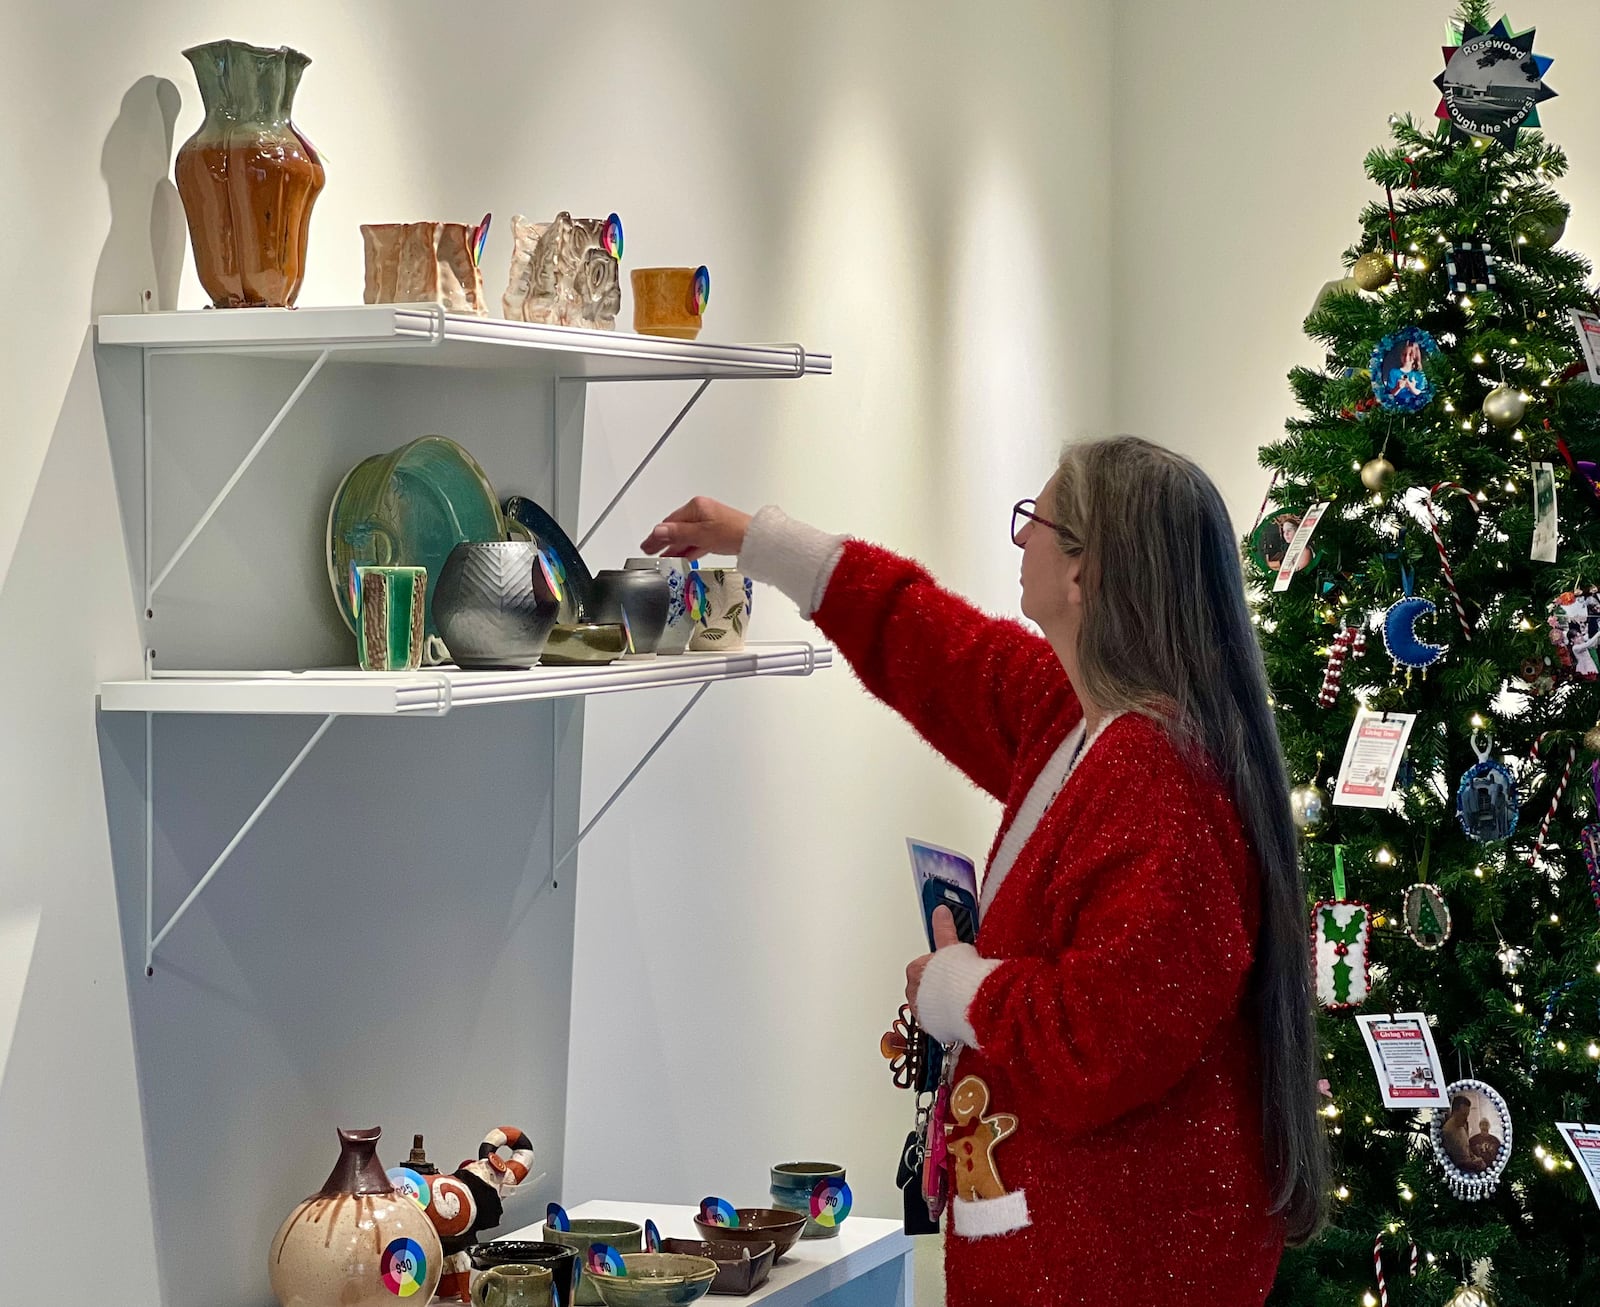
[1360, 456, 1396, 492]
[1289, 784, 1330, 837]
[1586, 722, 1600, 756]
[1526, 208, 1568, 249]
[1483, 385, 1528, 429]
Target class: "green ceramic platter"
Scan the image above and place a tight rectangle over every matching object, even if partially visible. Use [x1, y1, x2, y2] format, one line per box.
[326, 436, 506, 637]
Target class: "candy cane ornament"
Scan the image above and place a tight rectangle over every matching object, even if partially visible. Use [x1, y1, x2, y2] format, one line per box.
[1320, 626, 1367, 708]
[1528, 732, 1577, 871]
[1373, 1232, 1420, 1307]
[1424, 482, 1480, 640]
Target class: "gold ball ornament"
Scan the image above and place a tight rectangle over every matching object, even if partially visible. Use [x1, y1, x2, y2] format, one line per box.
[1289, 783, 1330, 837]
[1360, 456, 1396, 492]
[1445, 1286, 1495, 1307]
[1526, 207, 1568, 249]
[1353, 251, 1395, 292]
[1584, 722, 1600, 755]
[1483, 385, 1528, 429]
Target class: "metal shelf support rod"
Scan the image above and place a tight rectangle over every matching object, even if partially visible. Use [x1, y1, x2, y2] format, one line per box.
[147, 349, 332, 602]
[577, 379, 712, 552]
[553, 682, 711, 877]
[145, 712, 338, 974]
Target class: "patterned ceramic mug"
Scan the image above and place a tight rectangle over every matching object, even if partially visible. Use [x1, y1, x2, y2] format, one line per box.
[686, 567, 753, 652]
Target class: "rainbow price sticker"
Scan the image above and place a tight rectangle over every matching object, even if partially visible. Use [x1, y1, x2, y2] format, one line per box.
[381, 1237, 428, 1297]
[603, 214, 624, 260]
[644, 1219, 662, 1253]
[699, 1196, 739, 1227]
[587, 1243, 626, 1277]
[693, 266, 710, 316]
[547, 1201, 572, 1232]
[386, 1167, 430, 1210]
[810, 1177, 853, 1227]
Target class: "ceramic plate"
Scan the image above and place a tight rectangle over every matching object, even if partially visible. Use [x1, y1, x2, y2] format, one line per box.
[326, 436, 505, 637]
[504, 495, 595, 624]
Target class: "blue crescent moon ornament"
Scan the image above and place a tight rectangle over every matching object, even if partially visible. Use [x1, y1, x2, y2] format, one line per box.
[1383, 595, 1448, 672]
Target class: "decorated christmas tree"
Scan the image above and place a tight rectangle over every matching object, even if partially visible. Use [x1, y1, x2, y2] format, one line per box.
[1255, 5, 1600, 1306]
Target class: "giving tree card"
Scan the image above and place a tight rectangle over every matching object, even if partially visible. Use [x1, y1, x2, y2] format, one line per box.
[1357, 1012, 1449, 1109]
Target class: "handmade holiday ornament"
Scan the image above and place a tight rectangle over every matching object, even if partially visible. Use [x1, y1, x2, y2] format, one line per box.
[1371, 326, 1439, 413]
[1483, 384, 1528, 429]
[1456, 731, 1520, 843]
[1403, 882, 1452, 950]
[1353, 251, 1395, 291]
[1319, 626, 1367, 707]
[1550, 590, 1600, 678]
[1383, 559, 1449, 675]
[1431, 1079, 1512, 1201]
[1446, 238, 1496, 295]
[1435, 15, 1557, 148]
[1361, 456, 1397, 492]
[1312, 852, 1371, 1010]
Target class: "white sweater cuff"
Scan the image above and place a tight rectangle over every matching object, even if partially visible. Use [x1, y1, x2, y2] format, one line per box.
[916, 944, 1003, 1050]
[738, 506, 848, 619]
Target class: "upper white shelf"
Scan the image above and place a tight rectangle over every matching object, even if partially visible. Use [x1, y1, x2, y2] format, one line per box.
[99, 642, 832, 717]
[95, 305, 831, 381]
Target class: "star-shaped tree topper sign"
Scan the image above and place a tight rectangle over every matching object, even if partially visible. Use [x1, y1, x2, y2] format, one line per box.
[1434, 14, 1555, 148]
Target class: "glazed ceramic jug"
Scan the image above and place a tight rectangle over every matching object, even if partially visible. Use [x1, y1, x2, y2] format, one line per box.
[175, 40, 325, 307]
[268, 1127, 442, 1307]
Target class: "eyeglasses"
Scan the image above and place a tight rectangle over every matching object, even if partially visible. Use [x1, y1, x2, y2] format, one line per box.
[1011, 499, 1075, 548]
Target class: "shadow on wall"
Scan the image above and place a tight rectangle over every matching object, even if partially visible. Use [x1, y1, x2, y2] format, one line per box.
[92, 76, 186, 317]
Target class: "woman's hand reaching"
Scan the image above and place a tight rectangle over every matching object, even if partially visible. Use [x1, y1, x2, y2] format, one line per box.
[639, 497, 753, 560]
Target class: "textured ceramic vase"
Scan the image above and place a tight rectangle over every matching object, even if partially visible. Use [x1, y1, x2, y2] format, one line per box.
[268, 1127, 442, 1307]
[175, 40, 325, 308]
[433, 541, 562, 669]
[769, 1162, 846, 1239]
[354, 565, 426, 671]
[362, 222, 486, 314]
[591, 565, 671, 655]
[651, 559, 695, 656]
[686, 569, 753, 652]
[503, 213, 622, 329]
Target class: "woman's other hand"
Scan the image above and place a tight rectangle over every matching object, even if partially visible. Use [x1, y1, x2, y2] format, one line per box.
[639, 497, 753, 560]
[906, 906, 961, 1016]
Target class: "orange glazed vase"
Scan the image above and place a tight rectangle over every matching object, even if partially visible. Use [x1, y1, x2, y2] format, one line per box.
[175, 40, 325, 308]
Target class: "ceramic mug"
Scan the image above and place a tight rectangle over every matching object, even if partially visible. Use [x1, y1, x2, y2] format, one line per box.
[770, 1161, 847, 1239]
[471, 1263, 552, 1307]
[687, 567, 753, 652]
[631, 266, 709, 340]
[471, 1242, 579, 1307]
[542, 1220, 642, 1306]
[651, 558, 695, 656]
[353, 565, 427, 671]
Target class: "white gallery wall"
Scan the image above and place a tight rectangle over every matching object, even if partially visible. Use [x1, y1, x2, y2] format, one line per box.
[0, 2, 1109, 1305]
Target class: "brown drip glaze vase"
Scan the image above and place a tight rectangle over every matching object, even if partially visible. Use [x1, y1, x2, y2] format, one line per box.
[268, 1127, 442, 1307]
[175, 40, 326, 308]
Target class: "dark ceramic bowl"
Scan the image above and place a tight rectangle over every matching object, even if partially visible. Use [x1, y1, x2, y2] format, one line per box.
[473, 1240, 580, 1307]
[692, 1209, 806, 1262]
[588, 1253, 719, 1307]
[660, 1238, 776, 1296]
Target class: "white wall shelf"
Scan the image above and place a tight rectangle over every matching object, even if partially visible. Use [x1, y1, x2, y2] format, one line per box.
[97, 305, 832, 381]
[100, 643, 832, 716]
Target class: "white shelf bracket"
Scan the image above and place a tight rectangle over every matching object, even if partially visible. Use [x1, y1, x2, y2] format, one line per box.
[552, 682, 711, 885]
[577, 379, 712, 552]
[146, 347, 333, 608]
[144, 712, 338, 975]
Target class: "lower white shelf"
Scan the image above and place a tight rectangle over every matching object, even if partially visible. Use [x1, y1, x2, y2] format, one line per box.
[99, 642, 832, 716]
[502, 1199, 916, 1307]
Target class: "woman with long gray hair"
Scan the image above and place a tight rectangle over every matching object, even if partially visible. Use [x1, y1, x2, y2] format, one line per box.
[642, 435, 1326, 1306]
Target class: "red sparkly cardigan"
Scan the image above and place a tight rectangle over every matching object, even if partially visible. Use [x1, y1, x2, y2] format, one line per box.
[805, 536, 1285, 1307]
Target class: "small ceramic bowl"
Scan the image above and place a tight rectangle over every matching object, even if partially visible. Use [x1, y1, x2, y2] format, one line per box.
[692, 1209, 806, 1262]
[540, 622, 628, 666]
[660, 1239, 776, 1297]
[542, 1221, 644, 1306]
[588, 1253, 719, 1307]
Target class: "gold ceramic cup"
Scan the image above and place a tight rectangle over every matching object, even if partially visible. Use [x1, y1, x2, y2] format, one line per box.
[631, 267, 708, 340]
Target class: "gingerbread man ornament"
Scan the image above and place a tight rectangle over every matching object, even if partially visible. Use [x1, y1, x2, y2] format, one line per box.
[945, 1075, 1018, 1201]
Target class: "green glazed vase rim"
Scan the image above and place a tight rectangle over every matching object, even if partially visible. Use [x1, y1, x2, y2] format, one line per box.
[182, 38, 311, 67]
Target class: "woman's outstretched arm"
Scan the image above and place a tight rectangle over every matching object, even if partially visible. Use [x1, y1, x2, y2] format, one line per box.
[644, 499, 1076, 800]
